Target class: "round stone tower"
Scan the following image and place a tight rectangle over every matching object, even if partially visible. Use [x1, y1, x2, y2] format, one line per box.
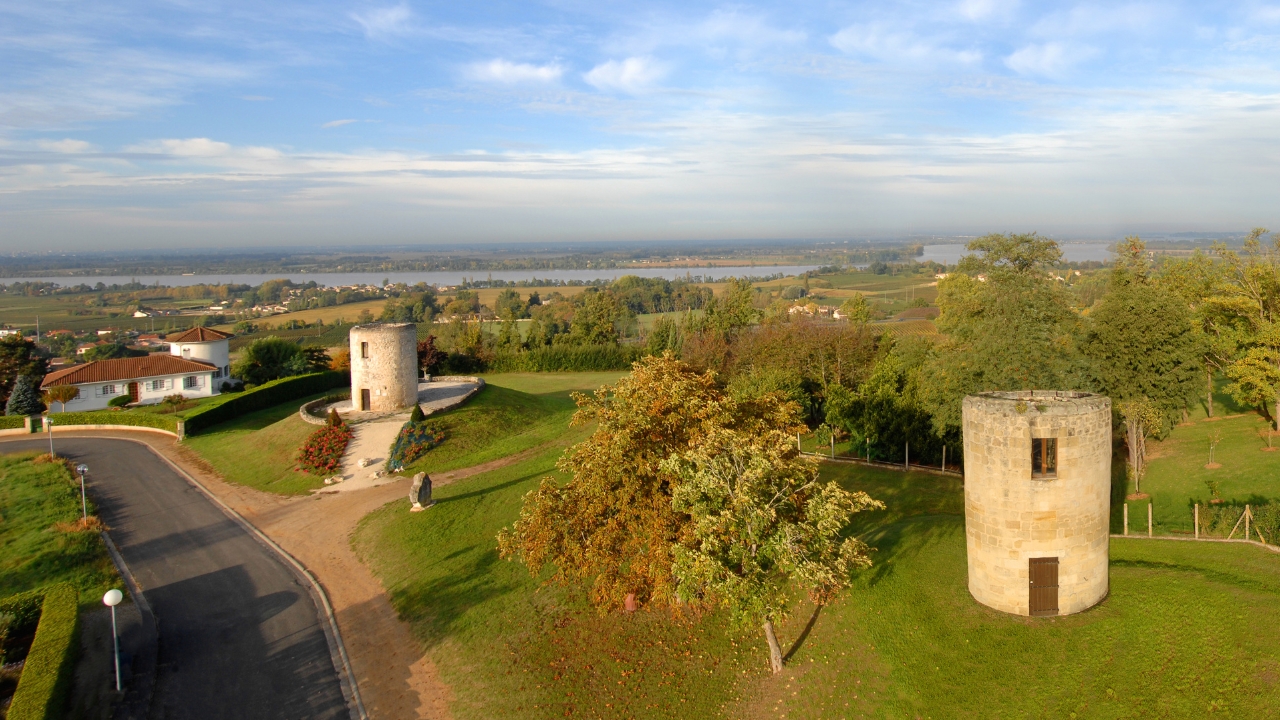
[962, 391, 1111, 617]
[349, 323, 418, 413]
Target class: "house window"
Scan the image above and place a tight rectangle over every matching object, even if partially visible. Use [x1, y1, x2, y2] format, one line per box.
[101, 384, 116, 395]
[1032, 438, 1057, 478]
[361, 342, 369, 359]
[148, 379, 168, 392]
[184, 375, 199, 389]
[212, 368, 222, 379]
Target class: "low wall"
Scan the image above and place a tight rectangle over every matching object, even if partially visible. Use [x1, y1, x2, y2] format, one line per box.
[300, 392, 352, 427]
[422, 377, 485, 417]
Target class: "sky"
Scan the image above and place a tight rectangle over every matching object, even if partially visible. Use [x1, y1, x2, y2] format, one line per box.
[2, 1, 1280, 250]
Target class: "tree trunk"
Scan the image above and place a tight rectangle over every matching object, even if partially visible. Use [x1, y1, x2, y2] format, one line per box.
[1207, 368, 1214, 418]
[764, 620, 784, 674]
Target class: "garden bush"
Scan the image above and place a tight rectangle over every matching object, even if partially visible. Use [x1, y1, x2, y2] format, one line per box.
[107, 394, 131, 408]
[3, 583, 80, 720]
[46, 410, 179, 434]
[183, 371, 348, 436]
[298, 422, 353, 475]
[488, 343, 644, 373]
[0, 415, 26, 430]
[386, 421, 446, 471]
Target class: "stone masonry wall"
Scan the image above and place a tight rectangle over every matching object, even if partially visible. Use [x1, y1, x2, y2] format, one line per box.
[962, 391, 1112, 616]
[350, 323, 418, 413]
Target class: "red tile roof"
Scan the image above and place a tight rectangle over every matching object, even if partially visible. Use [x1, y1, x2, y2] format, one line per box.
[166, 327, 233, 343]
[41, 355, 217, 388]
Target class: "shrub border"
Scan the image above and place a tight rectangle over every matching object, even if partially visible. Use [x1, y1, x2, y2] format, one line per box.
[183, 371, 349, 436]
[3, 583, 81, 720]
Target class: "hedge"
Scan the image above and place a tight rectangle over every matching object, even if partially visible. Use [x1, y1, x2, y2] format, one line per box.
[3, 583, 81, 720]
[182, 371, 348, 436]
[46, 410, 179, 434]
[0, 415, 26, 430]
[488, 344, 645, 373]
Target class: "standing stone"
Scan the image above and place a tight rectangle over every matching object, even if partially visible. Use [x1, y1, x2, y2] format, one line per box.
[410, 472, 435, 512]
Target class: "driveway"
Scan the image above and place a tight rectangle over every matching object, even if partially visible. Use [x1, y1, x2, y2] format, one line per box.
[1, 437, 351, 720]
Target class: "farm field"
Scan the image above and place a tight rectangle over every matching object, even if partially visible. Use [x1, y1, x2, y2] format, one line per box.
[0, 452, 119, 602]
[213, 298, 387, 332]
[354, 375, 1280, 719]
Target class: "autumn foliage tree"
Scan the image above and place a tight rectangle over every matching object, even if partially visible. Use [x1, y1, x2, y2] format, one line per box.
[496, 353, 806, 610]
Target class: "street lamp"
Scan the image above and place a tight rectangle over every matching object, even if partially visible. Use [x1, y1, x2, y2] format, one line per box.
[76, 464, 89, 522]
[46, 416, 53, 458]
[103, 589, 123, 692]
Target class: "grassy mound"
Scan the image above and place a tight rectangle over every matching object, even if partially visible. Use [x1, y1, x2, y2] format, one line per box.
[0, 454, 118, 603]
[356, 451, 1280, 719]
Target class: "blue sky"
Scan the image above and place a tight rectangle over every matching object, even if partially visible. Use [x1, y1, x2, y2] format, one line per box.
[3, 1, 1280, 250]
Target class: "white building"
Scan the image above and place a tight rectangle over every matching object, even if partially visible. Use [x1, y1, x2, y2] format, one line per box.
[40, 355, 223, 410]
[167, 327, 233, 379]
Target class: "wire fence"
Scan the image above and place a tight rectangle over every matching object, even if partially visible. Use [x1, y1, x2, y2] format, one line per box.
[797, 431, 963, 477]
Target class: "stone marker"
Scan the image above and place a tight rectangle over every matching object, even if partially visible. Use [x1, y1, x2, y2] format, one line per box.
[410, 472, 435, 512]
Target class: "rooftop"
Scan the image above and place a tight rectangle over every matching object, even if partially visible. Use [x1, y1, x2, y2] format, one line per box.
[166, 327, 233, 343]
[41, 355, 217, 387]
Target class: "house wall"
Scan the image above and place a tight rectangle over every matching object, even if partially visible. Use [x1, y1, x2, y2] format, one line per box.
[170, 340, 232, 379]
[962, 391, 1112, 617]
[58, 371, 218, 411]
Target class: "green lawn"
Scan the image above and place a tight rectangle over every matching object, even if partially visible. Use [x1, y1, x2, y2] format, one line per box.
[181, 391, 332, 495]
[401, 372, 627, 475]
[0, 453, 119, 605]
[356, 448, 1280, 719]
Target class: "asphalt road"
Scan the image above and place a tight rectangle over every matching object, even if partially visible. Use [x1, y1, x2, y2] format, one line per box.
[2, 437, 350, 720]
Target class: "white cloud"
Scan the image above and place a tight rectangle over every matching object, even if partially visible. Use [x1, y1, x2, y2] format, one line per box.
[241, 95, 272, 102]
[125, 138, 232, 157]
[466, 59, 563, 84]
[829, 24, 981, 64]
[956, 0, 1019, 21]
[1254, 5, 1280, 23]
[322, 119, 359, 128]
[698, 10, 805, 47]
[37, 139, 94, 153]
[1005, 42, 1097, 76]
[583, 57, 666, 93]
[352, 4, 413, 39]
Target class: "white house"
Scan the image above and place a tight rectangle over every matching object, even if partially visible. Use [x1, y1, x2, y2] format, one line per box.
[40, 355, 223, 410]
[167, 327, 233, 380]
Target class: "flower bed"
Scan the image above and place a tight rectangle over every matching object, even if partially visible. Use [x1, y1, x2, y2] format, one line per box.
[386, 422, 447, 471]
[297, 422, 354, 475]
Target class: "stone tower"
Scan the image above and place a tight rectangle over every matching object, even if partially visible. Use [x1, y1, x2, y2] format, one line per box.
[962, 391, 1111, 617]
[349, 323, 418, 413]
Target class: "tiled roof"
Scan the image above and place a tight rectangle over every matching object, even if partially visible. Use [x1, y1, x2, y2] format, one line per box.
[41, 355, 217, 387]
[166, 327, 233, 343]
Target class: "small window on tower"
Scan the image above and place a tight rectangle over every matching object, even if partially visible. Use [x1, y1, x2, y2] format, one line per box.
[361, 342, 369, 359]
[1032, 438, 1057, 478]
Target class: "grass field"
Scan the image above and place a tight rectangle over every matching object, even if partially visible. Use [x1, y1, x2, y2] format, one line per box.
[212, 299, 388, 332]
[355, 414, 1280, 719]
[182, 391, 333, 495]
[0, 453, 120, 603]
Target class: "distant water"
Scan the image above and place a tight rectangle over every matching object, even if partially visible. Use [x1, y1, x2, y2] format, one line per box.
[919, 243, 1113, 265]
[0, 265, 820, 288]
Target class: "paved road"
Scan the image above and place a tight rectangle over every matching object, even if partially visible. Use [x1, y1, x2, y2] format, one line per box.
[2, 437, 350, 720]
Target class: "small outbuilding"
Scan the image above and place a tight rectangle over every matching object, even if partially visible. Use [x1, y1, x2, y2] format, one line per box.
[962, 391, 1112, 617]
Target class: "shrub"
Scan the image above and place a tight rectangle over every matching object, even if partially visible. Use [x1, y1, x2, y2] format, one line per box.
[47, 410, 179, 434]
[4, 583, 80, 720]
[298, 423, 353, 475]
[409, 403, 425, 423]
[387, 421, 446, 471]
[327, 408, 343, 427]
[182, 371, 347, 436]
[107, 394, 131, 408]
[488, 343, 644, 373]
[0, 415, 25, 430]
[6, 375, 45, 416]
[232, 336, 308, 385]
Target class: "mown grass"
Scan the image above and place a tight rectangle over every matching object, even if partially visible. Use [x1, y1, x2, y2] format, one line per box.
[400, 372, 626, 475]
[0, 453, 119, 604]
[357, 440, 1280, 719]
[181, 390, 332, 495]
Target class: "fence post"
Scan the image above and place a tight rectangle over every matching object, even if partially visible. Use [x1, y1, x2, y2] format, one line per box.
[1123, 503, 1128, 536]
[1194, 504, 1199, 539]
[1246, 505, 1251, 542]
[942, 445, 946, 472]
[905, 442, 909, 471]
[830, 435, 835, 459]
[1148, 503, 1152, 537]
[797, 432, 801, 453]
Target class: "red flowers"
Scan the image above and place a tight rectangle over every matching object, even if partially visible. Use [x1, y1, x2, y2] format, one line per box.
[299, 422, 353, 475]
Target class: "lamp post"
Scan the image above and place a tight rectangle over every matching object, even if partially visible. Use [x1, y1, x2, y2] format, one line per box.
[103, 589, 123, 692]
[46, 416, 53, 458]
[76, 464, 89, 522]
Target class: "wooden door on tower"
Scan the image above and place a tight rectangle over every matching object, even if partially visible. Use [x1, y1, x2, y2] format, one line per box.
[1029, 557, 1059, 616]
[360, 389, 371, 411]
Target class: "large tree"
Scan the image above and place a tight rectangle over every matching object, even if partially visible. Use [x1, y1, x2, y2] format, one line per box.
[497, 354, 804, 610]
[919, 232, 1090, 435]
[0, 335, 48, 406]
[231, 337, 308, 384]
[1160, 249, 1249, 417]
[663, 426, 882, 673]
[1216, 228, 1280, 428]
